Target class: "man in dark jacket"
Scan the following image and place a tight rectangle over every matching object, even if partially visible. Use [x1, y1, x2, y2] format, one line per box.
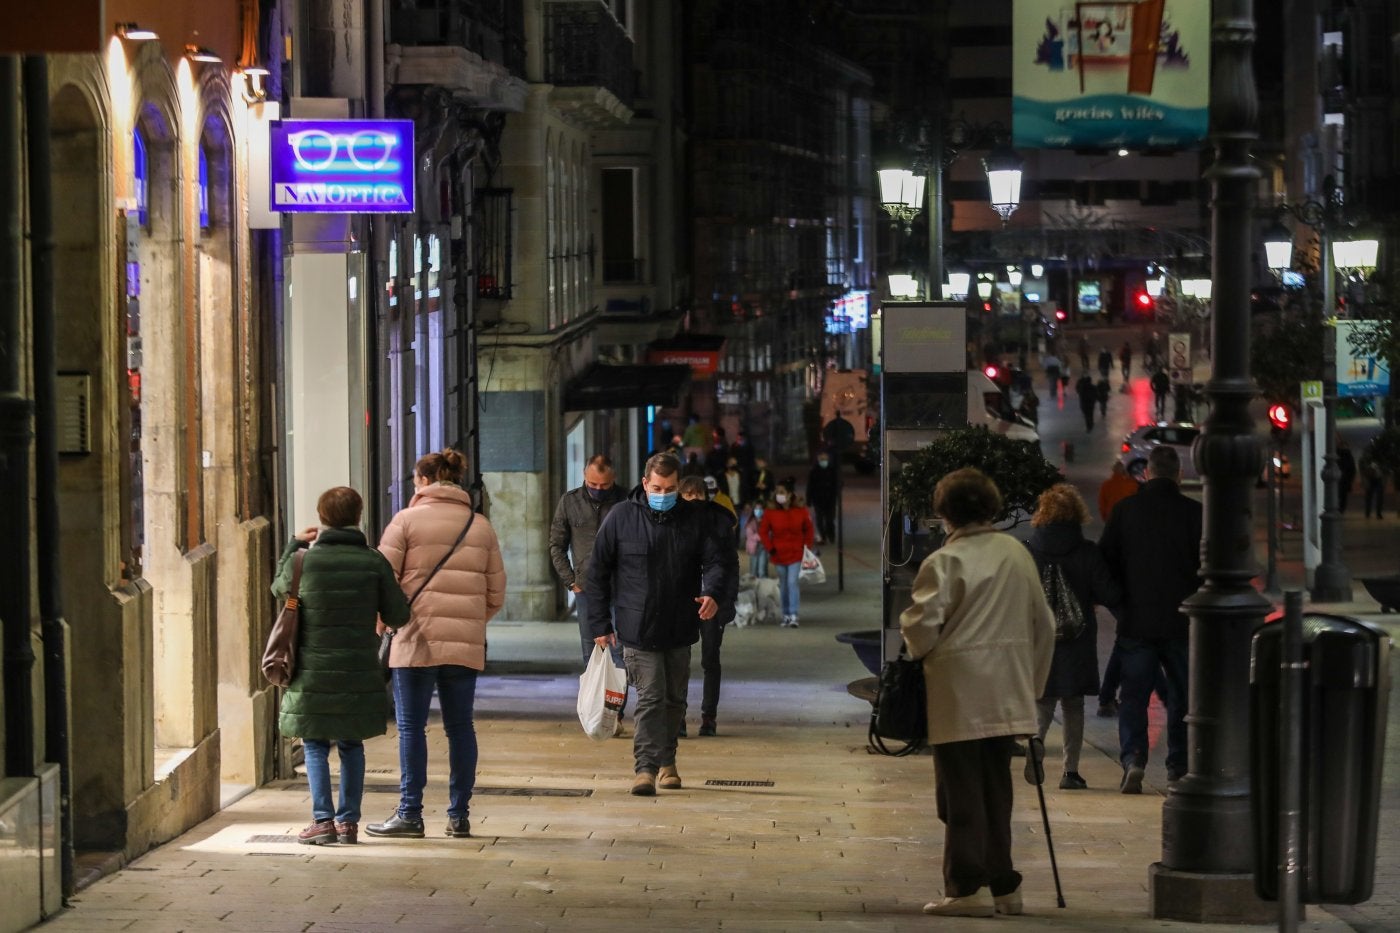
[805, 450, 840, 544]
[549, 454, 626, 663]
[586, 452, 737, 796]
[1098, 445, 1202, 793]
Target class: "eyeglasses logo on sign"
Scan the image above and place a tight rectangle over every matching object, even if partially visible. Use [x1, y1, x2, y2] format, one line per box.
[269, 119, 415, 214]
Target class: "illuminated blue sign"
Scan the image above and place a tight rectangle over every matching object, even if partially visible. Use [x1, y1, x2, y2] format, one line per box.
[269, 119, 415, 214]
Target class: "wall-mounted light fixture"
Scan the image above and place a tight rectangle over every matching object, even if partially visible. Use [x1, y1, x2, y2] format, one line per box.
[117, 23, 159, 41]
[186, 45, 223, 64]
[240, 65, 270, 101]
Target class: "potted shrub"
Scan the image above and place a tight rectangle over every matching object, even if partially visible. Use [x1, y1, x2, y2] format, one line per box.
[889, 426, 1062, 526]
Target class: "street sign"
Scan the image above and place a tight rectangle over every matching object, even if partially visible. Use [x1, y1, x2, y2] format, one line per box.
[1301, 381, 1323, 402]
[1168, 332, 1192, 383]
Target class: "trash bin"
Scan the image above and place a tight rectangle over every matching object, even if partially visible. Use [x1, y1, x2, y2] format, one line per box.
[1251, 613, 1391, 903]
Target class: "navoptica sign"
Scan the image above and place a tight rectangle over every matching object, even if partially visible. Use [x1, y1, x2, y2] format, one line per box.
[269, 119, 415, 214]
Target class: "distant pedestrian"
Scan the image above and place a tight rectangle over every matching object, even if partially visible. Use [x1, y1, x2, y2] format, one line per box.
[1042, 352, 1063, 400]
[1097, 347, 1113, 380]
[806, 451, 840, 545]
[550, 454, 627, 663]
[758, 481, 815, 627]
[274, 486, 410, 846]
[586, 452, 737, 795]
[1078, 336, 1090, 372]
[1097, 461, 1138, 522]
[743, 499, 770, 578]
[1027, 484, 1122, 790]
[680, 478, 739, 737]
[1150, 370, 1171, 421]
[900, 467, 1054, 917]
[1096, 377, 1111, 417]
[1076, 373, 1097, 431]
[1119, 341, 1133, 383]
[370, 450, 507, 840]
[1336, 438, 1356, 513]
[1098, 445, 1201, 793]
[1361, 450, 1386, 518]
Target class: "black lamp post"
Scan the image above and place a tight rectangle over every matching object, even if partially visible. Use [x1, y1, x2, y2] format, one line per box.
[1153, 0, 1275, 921]
[1269, 175, 1358, 602]
[877, 122, 1022, 301]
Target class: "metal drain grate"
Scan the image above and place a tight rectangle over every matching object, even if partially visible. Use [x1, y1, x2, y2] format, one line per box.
[246, 834, 298, 843]
[704, 779, 775, 787]
[286, 783, 593, 798]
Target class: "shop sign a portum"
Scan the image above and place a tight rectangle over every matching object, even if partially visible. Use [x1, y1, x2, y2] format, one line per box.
[269, 119, 415, 214]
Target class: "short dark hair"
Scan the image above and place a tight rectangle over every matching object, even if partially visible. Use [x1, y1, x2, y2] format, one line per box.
[932, 467, 1003, 528]
[1148, 445, 1182, 479]
[678, 476, 707, 498]
[644, 451, 681, 480]
[586, 453, 614, 471]
[317, 486, 363, 527]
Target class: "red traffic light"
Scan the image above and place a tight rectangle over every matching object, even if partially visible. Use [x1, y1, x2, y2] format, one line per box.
[1267, 404, 1291, 431]
[1135, 291, 1154, 309]
[1054, 308, 1067, 321]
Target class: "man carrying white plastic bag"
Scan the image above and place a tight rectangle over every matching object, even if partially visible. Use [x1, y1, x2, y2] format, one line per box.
[578, 644, 628, 740]
[584, 452, 737, 796]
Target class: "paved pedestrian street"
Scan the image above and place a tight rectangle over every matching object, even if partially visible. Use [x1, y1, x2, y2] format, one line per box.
[40, 470, 1373, 932]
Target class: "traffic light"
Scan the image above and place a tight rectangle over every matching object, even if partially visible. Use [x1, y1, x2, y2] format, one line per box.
[1054, 308, 1067, 321]
[1134, 290, 1155, 314]
[1267, 403, 1292, 443]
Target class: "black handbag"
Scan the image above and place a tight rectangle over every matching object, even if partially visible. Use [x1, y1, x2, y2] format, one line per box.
[869, 649, 927, 757]
[381, 509, 478, 680]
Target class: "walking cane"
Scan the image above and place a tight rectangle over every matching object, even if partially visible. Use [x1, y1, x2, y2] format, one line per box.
[1024, 736, 1067, 908]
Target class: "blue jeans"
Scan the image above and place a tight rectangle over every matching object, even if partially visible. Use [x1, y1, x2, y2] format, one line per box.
[303, 739, 365, 824]
[391, 665, 479, 821]
[775, 561, 801, 616]
[748, 549, 769, 579]
[1116, 636, 1189, 777]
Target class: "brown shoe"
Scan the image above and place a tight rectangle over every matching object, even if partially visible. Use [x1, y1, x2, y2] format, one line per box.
[334, 821, 358, 844]
[631, 771, 657, 796]
[298, 819, 337, 846]
[657, 765, 683, 790]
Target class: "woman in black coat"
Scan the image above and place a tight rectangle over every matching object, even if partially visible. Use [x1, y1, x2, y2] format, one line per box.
[1026, 484, 1122, 790]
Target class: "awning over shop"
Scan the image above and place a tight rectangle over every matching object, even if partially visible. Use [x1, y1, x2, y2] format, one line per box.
[563, 362, 692, 412]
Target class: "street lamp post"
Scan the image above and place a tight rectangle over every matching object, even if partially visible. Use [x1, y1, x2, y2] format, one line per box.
[878, 121, 1022, 301]
[1268, 175, 1358, 602]
[1155, 0, 1275, 921]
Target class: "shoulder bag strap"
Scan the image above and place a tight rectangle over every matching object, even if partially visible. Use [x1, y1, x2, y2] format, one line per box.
[288, 548, 305, 602]
[408, 510, 477, 608]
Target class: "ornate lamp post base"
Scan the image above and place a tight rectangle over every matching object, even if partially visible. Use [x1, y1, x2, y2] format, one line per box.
[1150, 864, 1274, 924]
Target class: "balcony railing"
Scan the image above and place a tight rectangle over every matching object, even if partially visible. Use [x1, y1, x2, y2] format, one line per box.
[544, 1, 634, 108]
[390, 0, 526, 77]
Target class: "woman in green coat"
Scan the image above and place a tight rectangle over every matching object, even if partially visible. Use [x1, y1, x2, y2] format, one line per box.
[271, 486, 410, 845]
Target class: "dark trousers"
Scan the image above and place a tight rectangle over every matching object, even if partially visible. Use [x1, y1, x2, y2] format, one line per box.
[1364, 479, 1384, 517]
[1099, 639, 1168, 707]
[812, 500, 837, 543]
[699, 618, 725, 720]
[932, 736, 1022, 899]
[1080, 403, 1095, 430]
[1116, 635, 1188, 777]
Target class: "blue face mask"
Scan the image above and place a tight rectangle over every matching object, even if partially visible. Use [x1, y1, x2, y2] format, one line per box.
[753, 507, 764, 519]
[647, 491, 678, 512]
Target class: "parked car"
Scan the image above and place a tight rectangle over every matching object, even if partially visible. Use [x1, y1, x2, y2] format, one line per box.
[1119, 422, 1289, 483]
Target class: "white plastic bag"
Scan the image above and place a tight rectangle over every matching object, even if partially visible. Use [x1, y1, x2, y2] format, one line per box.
[577, 644, 627, 741]
[799, 545, 826, 585]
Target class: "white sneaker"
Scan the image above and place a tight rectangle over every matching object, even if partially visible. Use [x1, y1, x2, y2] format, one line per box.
[787, 616, 800, 628]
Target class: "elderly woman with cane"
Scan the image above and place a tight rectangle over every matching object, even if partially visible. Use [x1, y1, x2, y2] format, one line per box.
[900, 468, 1055, 917]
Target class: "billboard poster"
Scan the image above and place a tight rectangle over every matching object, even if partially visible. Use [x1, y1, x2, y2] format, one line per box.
[1077, 280, 1102, 314]
[1335, 320, 1392, 398]
[1013, 1, 1209, 149]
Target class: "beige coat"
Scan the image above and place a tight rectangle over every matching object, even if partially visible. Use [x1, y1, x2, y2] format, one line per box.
[899, 525, 1055, 745]
[378, 483, 506, 671]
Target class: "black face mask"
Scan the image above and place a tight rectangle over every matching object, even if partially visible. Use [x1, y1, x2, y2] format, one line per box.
[586, 485, 609, 500]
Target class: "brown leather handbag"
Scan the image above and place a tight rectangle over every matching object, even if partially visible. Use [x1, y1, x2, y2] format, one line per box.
[261, 549, 306, 687]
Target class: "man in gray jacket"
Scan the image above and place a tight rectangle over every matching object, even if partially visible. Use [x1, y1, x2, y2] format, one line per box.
[549, 454, 626, 662]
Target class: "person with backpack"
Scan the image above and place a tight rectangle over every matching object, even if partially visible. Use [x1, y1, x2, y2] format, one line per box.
[1026, 484, 1122, 790]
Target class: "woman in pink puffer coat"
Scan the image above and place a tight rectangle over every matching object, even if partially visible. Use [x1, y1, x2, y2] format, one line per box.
[366, 449, 506, 841]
